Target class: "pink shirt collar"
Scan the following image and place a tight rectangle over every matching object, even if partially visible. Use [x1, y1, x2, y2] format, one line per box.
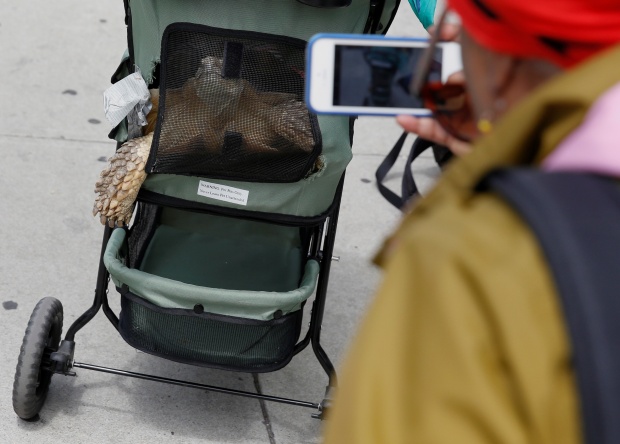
[543, 82, 620, 175]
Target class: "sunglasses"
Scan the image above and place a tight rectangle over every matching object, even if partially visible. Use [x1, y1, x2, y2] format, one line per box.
[410, 10, 477, 142]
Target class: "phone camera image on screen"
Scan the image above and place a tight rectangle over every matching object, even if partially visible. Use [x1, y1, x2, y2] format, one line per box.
[333, 45, 442, 109]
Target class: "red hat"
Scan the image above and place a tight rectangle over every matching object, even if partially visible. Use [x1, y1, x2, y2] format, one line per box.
[448, 0, 620, 67]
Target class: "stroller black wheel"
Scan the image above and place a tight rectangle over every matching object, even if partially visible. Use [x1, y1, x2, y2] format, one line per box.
[13, 297, 63, 420]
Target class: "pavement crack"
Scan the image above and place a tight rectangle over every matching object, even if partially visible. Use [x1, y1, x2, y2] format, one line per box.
[0, 133, 113, 145]
[253, 373, 277, 444]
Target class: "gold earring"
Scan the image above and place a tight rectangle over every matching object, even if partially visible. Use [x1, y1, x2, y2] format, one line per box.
[477, 98, 505, 134]
[477, 117, 493, 134]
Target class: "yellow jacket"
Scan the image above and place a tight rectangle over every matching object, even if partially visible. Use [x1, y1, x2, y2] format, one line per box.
[324, 45, 620, 444]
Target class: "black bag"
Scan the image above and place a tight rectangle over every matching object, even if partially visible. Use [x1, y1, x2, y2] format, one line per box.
[375, 132, 453, 210]
[484, 168, 620, 444]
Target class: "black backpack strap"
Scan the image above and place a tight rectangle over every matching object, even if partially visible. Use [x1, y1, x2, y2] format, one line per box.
[483, 168, 620, 444]
[375, 132, 434, 210]
[432, 144, 453, 169]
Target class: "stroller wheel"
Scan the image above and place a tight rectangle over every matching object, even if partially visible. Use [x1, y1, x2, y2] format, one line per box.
[13, 297, 63, 420]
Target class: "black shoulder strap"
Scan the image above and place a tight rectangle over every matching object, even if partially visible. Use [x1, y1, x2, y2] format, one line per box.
[484, 168, 620, 444]
[375, 133, 434, 210]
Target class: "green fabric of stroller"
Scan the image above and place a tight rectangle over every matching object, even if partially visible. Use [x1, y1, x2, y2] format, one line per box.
[104, 210, 320, 321]
[106, 0, 398, 322]
[130, 0, 397, 83]
[121, 0, 398, 218]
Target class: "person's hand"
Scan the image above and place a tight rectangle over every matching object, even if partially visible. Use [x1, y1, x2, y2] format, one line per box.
[398, 22, 474, 156]
[427, 22, 460, 41]
[397, 114, 472, 156]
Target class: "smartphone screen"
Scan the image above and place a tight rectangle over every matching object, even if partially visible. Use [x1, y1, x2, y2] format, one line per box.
[306, 35, 461, 116]
[333, 45, 442, 109]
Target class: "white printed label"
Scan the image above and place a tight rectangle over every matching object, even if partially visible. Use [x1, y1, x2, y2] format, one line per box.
[197, 181, 249, 206]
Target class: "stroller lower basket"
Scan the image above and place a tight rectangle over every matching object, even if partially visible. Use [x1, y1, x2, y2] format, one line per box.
[103, 209, 320, 372]
[119, 290, 304, 371]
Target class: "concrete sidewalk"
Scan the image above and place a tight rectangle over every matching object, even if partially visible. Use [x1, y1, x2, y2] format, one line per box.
[0, 2, 439, 443]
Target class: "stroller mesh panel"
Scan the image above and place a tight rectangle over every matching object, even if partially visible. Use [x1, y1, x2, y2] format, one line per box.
[119, 291, 303, 372]
[148, 23, 322, 182]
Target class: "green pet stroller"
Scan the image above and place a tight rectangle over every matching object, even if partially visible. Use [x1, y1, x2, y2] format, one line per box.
[12, 0, 400, 421]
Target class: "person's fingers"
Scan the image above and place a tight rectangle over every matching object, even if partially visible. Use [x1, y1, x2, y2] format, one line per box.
[413, 117, 454, 146]
[439, 23, 460, 41]
[413, 118, 472, 156]
[446, 70, 465, 84]
[445, 137, 472, 156]
[397, 115, 450, 145]
[396, 114, 423, 134]
[396, 115, 473, 156]
[426, 23, 460, 42]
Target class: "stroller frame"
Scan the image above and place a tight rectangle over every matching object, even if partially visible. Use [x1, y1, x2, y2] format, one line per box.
[48, 176, 345, 419]
[13, 0, 402, 424]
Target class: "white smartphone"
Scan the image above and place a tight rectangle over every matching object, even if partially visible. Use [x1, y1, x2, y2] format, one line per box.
[305, 34, 462, 116]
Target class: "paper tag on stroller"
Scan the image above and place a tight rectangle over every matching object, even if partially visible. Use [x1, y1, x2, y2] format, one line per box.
[103, 72, 151, 127]
[197, 181, 249, 206]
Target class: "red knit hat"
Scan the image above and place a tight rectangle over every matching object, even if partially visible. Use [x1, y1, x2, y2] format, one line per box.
[448, 0, 620, 67]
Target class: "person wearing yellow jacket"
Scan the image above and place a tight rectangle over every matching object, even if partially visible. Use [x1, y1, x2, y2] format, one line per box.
[324, 1, 620, 443]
